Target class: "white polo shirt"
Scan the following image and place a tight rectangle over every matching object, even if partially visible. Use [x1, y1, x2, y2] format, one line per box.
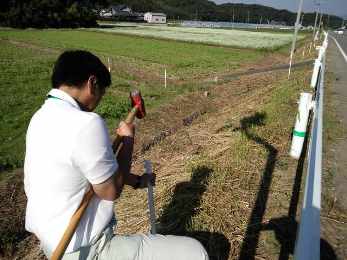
[24, 89, 118, 255]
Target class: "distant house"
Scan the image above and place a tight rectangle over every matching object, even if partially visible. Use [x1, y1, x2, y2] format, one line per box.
[99, 5, 135, 20]
[270, 20, 287, 26]
[144, 12, 167, 24]
[110, 5, 132, 17]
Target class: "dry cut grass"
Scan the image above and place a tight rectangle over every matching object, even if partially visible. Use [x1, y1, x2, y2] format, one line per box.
[115, 66, 313, 259]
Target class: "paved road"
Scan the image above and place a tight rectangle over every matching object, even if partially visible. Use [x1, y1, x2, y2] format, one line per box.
[332, 31, 347, 55]
[322, 32, 347, 259]
[330, 31, 347, 62]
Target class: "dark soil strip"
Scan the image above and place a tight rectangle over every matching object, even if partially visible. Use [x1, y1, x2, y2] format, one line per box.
[141, 110, 207, 154]
[215, 59, 314, 82]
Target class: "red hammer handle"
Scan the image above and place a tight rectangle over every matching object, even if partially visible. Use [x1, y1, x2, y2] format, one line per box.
[112, 105, 138, 153]
[51, 189, 94, 260]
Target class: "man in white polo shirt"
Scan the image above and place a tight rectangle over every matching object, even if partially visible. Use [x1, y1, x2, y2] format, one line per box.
[24, 50, 208, 260]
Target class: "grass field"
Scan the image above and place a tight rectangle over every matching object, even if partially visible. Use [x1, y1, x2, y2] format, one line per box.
[94, 23, 301, 49]
[0, 28, 266, 172]
[0, 25, 317, 259]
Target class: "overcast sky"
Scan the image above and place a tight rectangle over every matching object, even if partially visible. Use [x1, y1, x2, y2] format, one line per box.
[212, 0, 347, 19]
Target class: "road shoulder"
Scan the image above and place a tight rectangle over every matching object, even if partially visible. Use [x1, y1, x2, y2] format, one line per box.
[322, 34, 347, 259]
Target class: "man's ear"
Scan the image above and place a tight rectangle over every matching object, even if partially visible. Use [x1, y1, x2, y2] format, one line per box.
[88, 75, 97, 95]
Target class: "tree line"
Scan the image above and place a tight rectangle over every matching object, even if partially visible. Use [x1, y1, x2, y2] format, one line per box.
[0, 0, 108, 28]
[0, 0, 344, 29]
[113, 0, 344, 28]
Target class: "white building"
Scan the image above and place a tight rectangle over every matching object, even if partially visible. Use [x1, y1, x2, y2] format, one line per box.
[144, 12, 167, 24]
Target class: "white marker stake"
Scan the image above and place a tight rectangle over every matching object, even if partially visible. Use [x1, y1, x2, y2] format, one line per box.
[164, 69, 167, 89]
[144, 160, 156, 234]
[108, 57, 111, 72]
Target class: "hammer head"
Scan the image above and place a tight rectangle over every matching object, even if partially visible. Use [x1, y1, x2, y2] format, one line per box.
[130, 90, 146, 119]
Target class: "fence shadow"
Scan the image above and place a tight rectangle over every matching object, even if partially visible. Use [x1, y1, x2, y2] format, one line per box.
[238, 112, 337, 260]
[237, 112, 278, 259]
[157, 166, 230, 260]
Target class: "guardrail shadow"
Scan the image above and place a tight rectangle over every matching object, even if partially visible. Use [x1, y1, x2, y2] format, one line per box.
[157, 166, 230, 260]
[236, 112, 278, 260]
[238, 112, 337, 260]
[264, 116, 336, 260]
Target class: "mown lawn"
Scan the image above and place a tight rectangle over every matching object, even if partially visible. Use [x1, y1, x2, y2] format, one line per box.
[0, 28, 265, 173]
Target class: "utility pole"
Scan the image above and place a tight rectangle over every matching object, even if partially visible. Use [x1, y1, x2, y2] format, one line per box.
[300, 13, 305, 26]
[288, 0, 305, 79]
[247, 10, 250, 23]
[260, 16, 263, 25]
[312, 11, 319, 40]
[319, 12, 323, 29]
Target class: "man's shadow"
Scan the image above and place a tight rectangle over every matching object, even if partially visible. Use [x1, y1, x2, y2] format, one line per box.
[157, 166, 231, 260]
[237, 112, 337, 260]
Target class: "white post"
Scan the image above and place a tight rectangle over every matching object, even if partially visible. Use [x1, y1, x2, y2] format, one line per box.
[288, 0, 305, 79]
[312, 11, 319, 42]
[144, 160, 156, 234]
[107, 57, 111, 72]
[164, 69, 167, 89]
[290, 92, 313, 159]
[311, 59, 321, 88]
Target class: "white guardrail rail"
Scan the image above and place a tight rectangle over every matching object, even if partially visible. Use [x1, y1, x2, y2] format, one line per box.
[292, 31, 329, 260]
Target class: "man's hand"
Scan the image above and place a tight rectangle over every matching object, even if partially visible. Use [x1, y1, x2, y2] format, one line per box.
[116, 121, 135, 138]
[138, 173, 156, 189]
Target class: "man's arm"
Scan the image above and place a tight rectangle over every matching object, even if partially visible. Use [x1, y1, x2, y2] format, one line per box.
[92, 122, 134, 201]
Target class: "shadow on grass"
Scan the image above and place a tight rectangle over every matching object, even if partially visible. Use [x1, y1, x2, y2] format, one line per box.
[236, 112, 278, 259]
[157, 166, 230, 260]
[238, 112, 337, 260]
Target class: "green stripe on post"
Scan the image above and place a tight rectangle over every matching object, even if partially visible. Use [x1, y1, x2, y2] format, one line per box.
[293, 130, 306, 137]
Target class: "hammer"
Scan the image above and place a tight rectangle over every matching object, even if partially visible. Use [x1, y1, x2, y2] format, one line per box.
[112, 90, 145, 153]
[51, 90, 146, 260]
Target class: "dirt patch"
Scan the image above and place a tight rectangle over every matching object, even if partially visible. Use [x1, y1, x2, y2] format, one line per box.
[0, 39, 60, 54]
[0, 170, 28, 258]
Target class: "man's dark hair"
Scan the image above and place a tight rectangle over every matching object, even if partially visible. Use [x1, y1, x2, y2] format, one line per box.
[52, 50, 111, 89]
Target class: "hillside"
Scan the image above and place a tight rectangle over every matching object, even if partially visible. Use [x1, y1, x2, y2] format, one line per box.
[1, 0, 344, 29]
[108, 0, 344, 28]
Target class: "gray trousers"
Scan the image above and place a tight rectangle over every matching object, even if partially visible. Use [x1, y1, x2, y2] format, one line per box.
[61, 226, 209, 260]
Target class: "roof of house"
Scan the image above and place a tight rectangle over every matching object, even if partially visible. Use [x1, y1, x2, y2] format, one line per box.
[145, 12, 166, 17]
[110, 5, 131, 12]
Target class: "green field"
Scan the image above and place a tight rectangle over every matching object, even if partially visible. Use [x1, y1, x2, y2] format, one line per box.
[0, 28, 268, 172]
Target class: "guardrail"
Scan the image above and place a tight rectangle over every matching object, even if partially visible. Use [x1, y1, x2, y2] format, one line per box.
[293, 32, 328, 260]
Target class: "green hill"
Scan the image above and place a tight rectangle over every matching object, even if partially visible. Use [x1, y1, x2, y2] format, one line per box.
[0, 0, 344, 28]
[109, 0, 344, 28]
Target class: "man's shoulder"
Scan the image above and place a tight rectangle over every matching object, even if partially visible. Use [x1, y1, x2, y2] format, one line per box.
[30, 104, 105, 133]
[81, 111, 105, 125]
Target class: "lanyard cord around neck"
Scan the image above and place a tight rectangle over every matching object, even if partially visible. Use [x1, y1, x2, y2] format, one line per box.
[47, 94, 63, 101]
[47, 94, 86, 111]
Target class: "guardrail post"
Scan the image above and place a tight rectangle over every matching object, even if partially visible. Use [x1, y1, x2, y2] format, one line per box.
[290, 93, 313, 159]
[293, 31, 328, 260]
[310, 59, 321, 88]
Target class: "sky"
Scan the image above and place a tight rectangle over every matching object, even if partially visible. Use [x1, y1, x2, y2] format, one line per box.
[212, 0, 347, 19]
